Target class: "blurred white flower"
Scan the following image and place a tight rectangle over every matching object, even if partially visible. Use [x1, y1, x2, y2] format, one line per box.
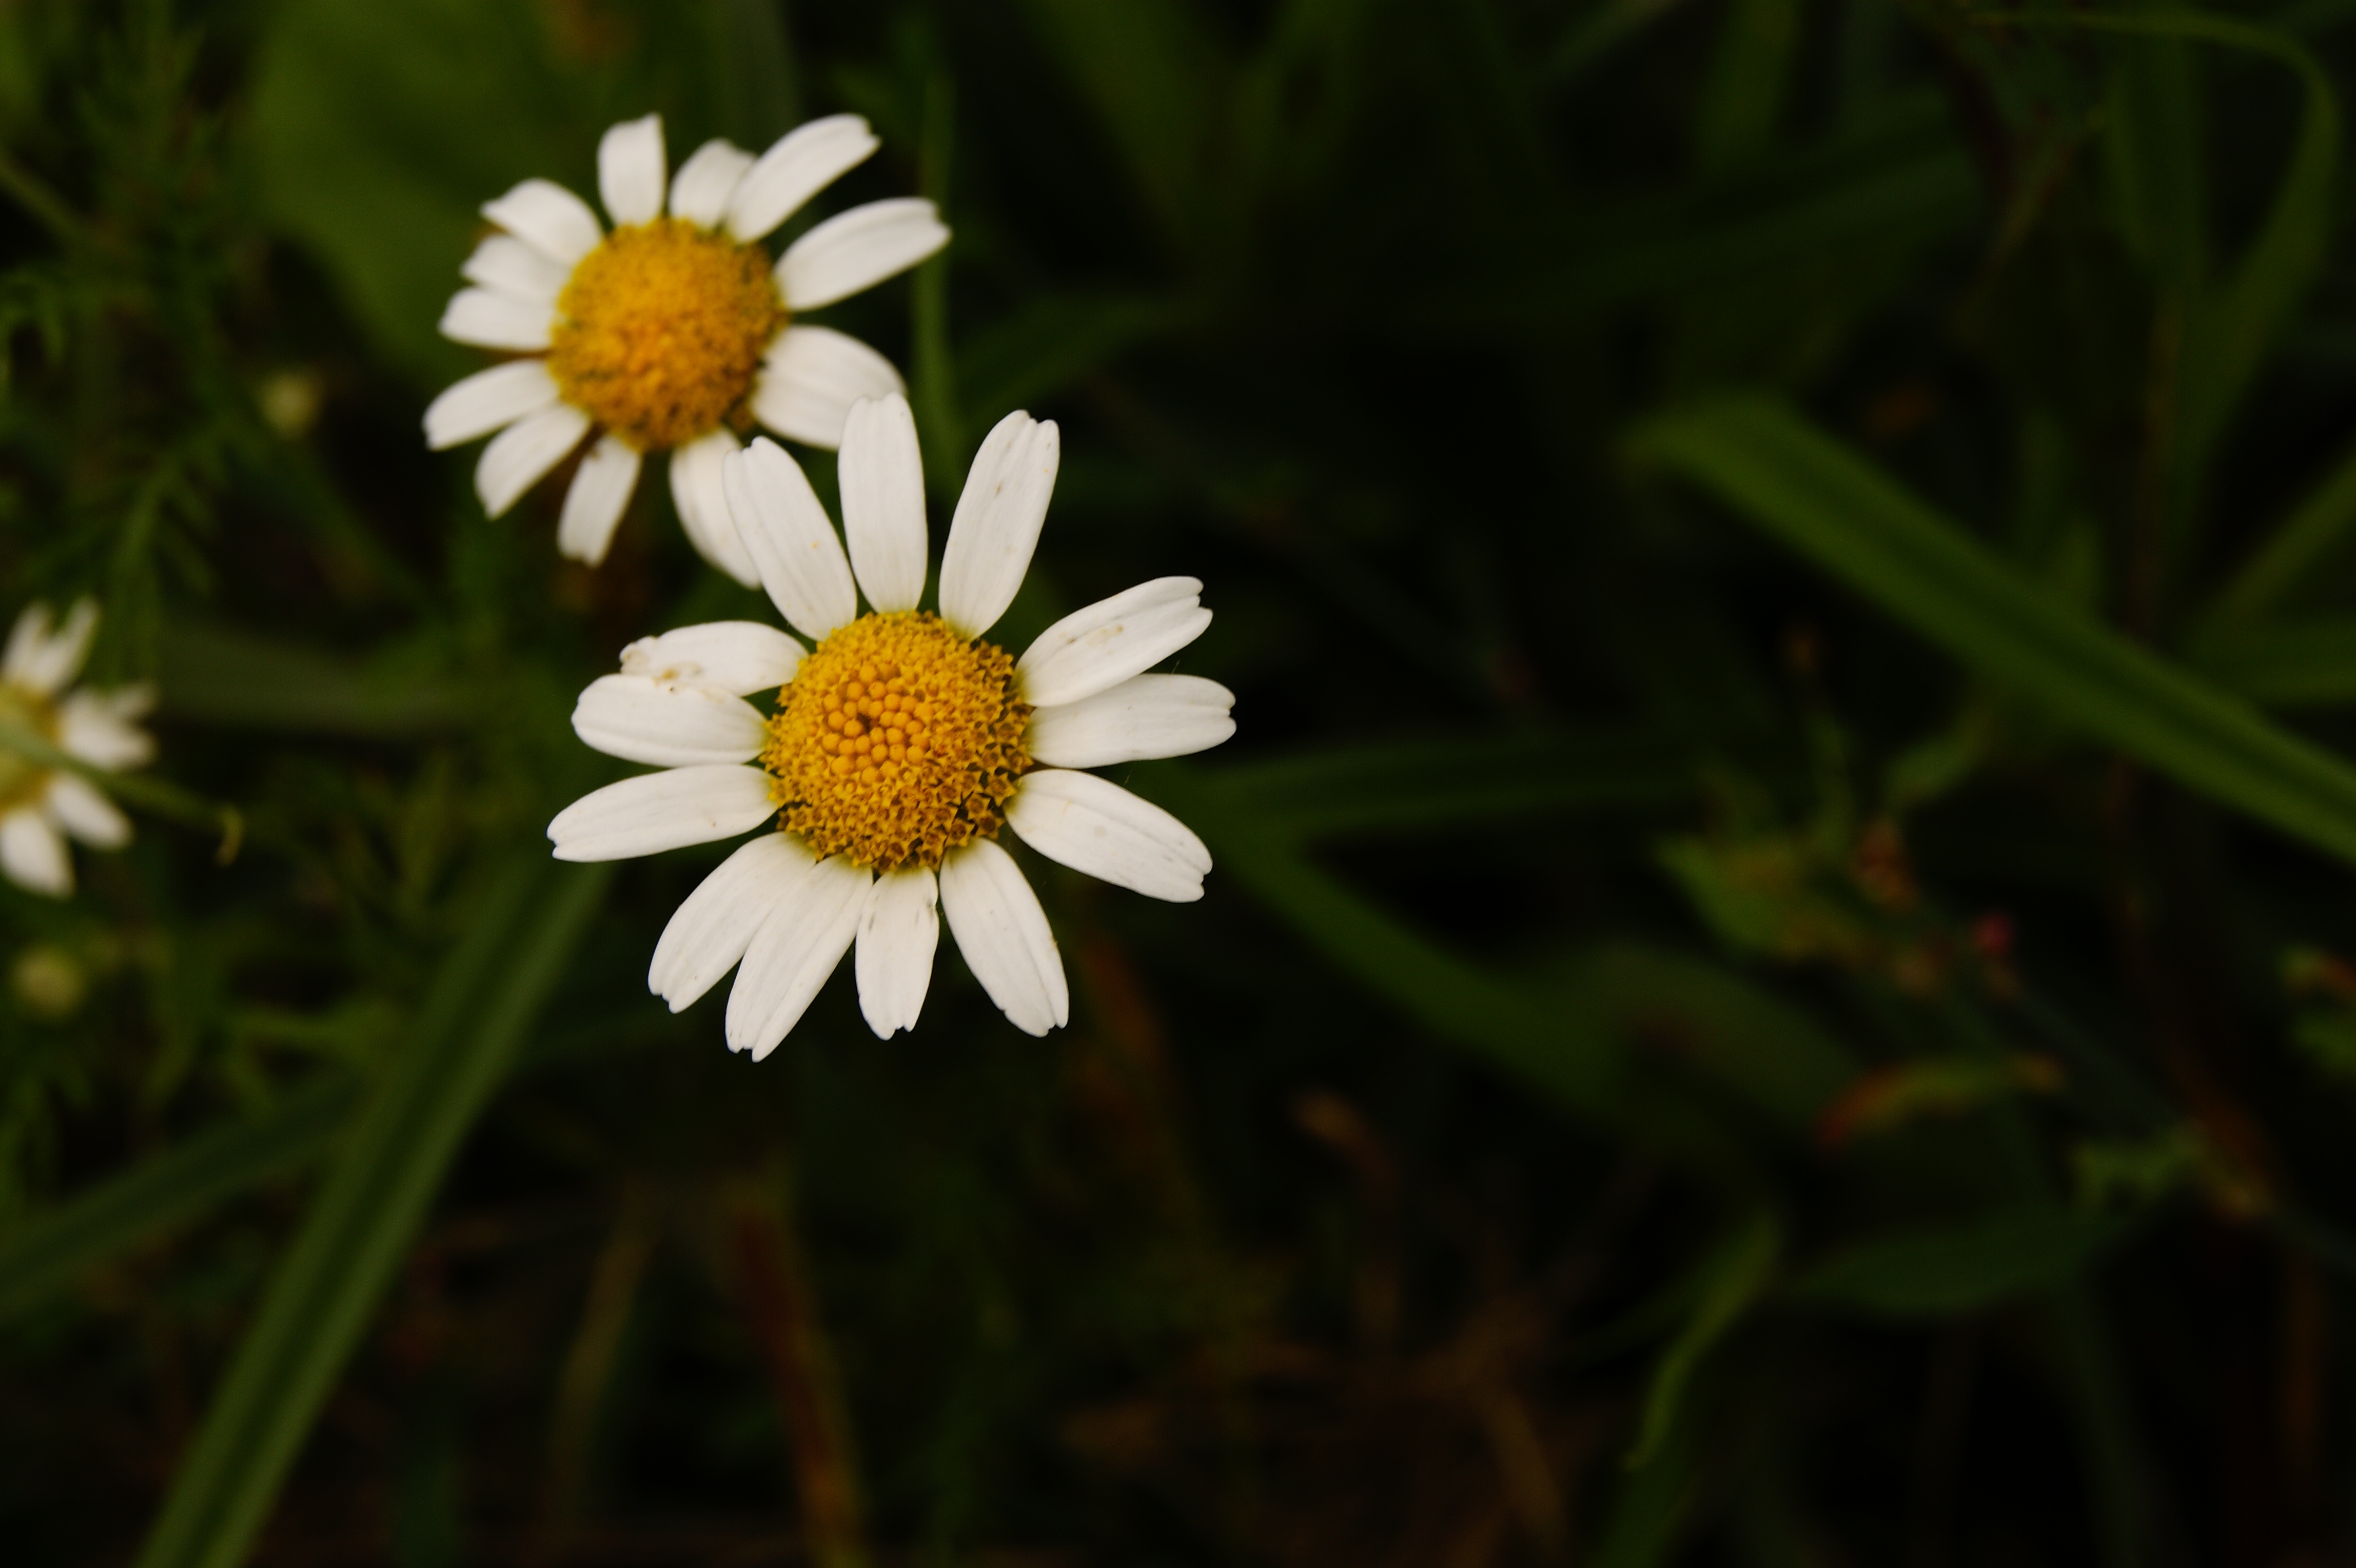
[547, 395, 1234, 1053]
[0, 600, 154, 898]
[425, 112, 948, 582]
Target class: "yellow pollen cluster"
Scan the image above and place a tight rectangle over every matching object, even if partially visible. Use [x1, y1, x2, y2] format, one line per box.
[762, 613, 1032, 873]
[545, 218, 786, 452]
[0, 681, 56, 812]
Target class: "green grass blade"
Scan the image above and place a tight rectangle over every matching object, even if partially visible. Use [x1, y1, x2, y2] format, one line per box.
[131, 855, 611, 1568]
[1634, 396, 2356, 869]
[1790, 1207, 2128, 1316]
[1160, 766, 1600, 1105]
[1011, 0, 1231, 254]
[0, 1009, 648, 1328]
[2202, 437, 2356, 631]
[1693, 0, 1797, 175]
[2189, 615, 2356, 707]
[2001, 11, 2339, 468]
[1624, 1207, 1781, 1467]
[156, 621, 468, 737]
[1208, 731, 1694, 842]
[0, 1075, 357, 1323]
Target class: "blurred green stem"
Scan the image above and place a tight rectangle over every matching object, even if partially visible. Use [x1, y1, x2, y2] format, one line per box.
[131, 854, 611, 1568]
[721, 1161, 870, 1568]
[0, 717, 243, 861]
[0, 143, 88, 249]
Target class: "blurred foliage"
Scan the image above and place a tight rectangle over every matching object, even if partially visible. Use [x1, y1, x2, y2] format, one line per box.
[13, 0, 2356, 1564]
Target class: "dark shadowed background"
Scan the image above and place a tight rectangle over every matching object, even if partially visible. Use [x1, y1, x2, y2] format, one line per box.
[6, 1, 2356, 1564]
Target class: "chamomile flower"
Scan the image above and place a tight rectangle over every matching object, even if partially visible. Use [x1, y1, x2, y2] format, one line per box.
[547, 396, 1234, 1052]
[0, 600, 154, 898]
[425, 113, 949, 583]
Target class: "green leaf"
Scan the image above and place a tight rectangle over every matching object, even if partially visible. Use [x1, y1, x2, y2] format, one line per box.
[156, 621, 468, 737]
[1210, 731, 1693, 842]
[2102, 34, 2208, 293]
[1010, 0, 1232, 254]
[1158, 765, 1613, 1110]
[2011, 10, 2339, 472]
[956, 292, 1193, 436]
[1693, 0, 1799, 176]
[132, 855, 610, 1568]
[2189, 616, 2356, 708]
[1554, 943, 1855, 1132]
[1625, 1206, 1780, 1467]
[0, 1075, 357, 1323]
[1792, 1207, 2126, 1316]
[1633, 396, 2356, 870]
[1409, 96, 1975, 337]
[245, 0, 580, 383]
[2202, 436, 2356, 632]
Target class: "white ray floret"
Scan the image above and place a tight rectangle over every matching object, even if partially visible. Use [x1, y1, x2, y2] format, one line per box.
[425, 112, 948, 576]
[545, 395, 1233, 1051]
[0, 600, 156, 898]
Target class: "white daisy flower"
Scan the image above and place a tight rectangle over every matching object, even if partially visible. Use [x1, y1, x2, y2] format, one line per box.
[424, 112, 950, 584]
[0, 600, 155, 898]
[547, 395, 1235, 1053]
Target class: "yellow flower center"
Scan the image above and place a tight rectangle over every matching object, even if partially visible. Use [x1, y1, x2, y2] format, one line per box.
[0, 681, 57, 813]
[546, 218, 787, 453]
[762, 613, 1032, 873]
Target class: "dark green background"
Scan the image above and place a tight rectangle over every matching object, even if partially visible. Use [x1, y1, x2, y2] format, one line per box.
[5, 0, 2356, 1563]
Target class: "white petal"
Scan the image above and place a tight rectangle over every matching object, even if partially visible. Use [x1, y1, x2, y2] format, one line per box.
[938, 838, 1067, 1037]
[650, 831, 815, 1012]
[669, 428, 762, 587]
[751, 325, 905, 450]
[460, 236, 568, 305]
[423, 360, 561, 450]
[2, 603, 51, 688]
[619, 621, 802, 695]
[45, 773, 129, 848]
[546, 764, 776, 862]
[557, 434, 642, 565]
[572, 675, 766, 766]
[938, 411, 1058, 637]
[724, 114, 879, 242]
[482, 177, 603, 266]
[598, 114, 666, 227]
[438, 287, 555, 351]
[1015, 577, 1210, 708]
[720, 438, 856, 641]
[1024, 674, 1235, 768]
[725, 854, 871, 1059]
[856, 865, 938, 1038]
[838, 395, 927, 613]
[477, 402, 592, 517]
[0, 808, 70, 896]
[669, 138, 756, 227]
[56, 688, 154, 769]
[1004, 770, 1209, 903]
[777, 198, 949, 311]
[8, 598, 97, 697]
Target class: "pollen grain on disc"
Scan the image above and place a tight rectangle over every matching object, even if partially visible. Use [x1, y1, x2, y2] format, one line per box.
[762, 612, 1031, 872]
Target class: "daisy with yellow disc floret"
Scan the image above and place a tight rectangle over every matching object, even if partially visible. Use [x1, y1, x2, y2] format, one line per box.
[546, 396, 1234, 1053]
[0, 600, 154, 898]
[424, 113, 948, 582]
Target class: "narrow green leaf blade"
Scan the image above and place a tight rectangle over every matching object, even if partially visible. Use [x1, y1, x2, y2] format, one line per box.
[132, 856, 610, 1568]
[1213, 731, 1693, 842]
[1625, 1207, 1780, 1467]
[2189, 615, 2356, 708]
[1792, 1207, 2126, 1316]
[0, 1076, 356, 1324]
[1635, 396, 2356, 869]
